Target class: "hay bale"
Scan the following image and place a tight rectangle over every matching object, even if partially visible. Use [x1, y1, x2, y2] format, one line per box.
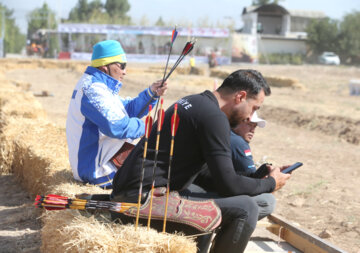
[176, 67, 205, 76]
[0, 82, 46, 119]
[209, 69, 230, 79]
[264, 75, 305, 89]
[11, 80, 32, 91]
[209, 70, 305, 90]
[0, 59, 198, 253]
[143, 66, 205, 76]
[42, 210, 196, 253]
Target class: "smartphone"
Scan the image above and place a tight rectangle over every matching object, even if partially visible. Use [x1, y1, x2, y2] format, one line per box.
[282, 162, 303, 174]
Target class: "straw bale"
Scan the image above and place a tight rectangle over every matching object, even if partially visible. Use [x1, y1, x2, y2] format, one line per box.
[42, 210, 196, 253]
[265, 75, 305, 89]
[142, 66, 205, 77]
[175, 67, 205, 76]
[144, 66, 170, 75]
[0, 82, 46, 119]
[210, 69, 230, 79]
[209, 69, 305, 89]
[10, 80, 32, 91]
[0, 59, 198, 253]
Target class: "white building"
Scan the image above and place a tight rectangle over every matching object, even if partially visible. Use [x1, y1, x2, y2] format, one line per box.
[233, 4, 326, 63]
[55, 23, 232, 64]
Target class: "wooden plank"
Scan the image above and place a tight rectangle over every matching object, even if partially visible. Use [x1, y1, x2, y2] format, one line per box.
[266, 214, 347, 253]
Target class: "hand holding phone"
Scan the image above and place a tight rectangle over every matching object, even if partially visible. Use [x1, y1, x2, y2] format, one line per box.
[282, 162, 303, 174]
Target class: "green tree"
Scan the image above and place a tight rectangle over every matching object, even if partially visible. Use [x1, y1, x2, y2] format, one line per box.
[67, 0, 131, 25]
[155, 17, 165, 27]
[0, 3, 25, 54]
[105, 0, 130, 21]
[338, 11, 360, 63]
[27, 3, 57, 37]
[68, 0, 103, 23]
[252, 0, 284, 5]
[306, 17, 339, 54]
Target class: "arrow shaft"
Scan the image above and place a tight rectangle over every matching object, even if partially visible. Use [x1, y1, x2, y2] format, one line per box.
[163, 104, 179, 232]
[135, 106, 152, 230]
[147, 99, 164, 229]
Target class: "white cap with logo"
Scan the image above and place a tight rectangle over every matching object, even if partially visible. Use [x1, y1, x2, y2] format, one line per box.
[250, 111, 266, 128]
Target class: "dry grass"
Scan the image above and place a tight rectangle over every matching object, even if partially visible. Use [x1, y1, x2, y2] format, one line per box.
[0, 59, 197, 253]
[42, 210, 196, 253]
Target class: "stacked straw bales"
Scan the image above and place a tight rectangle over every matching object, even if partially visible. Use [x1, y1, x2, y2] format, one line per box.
[0, 59, 196, 253]
[210, 69, 305, 89]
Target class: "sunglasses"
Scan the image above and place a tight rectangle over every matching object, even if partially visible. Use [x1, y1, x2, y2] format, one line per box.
[114, 62, 126, 70]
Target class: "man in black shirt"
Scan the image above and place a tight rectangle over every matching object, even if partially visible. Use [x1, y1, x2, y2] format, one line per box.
[112, 69, 290, 253]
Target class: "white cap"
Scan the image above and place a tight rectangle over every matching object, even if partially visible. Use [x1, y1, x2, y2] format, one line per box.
[250, 111, 266, 128]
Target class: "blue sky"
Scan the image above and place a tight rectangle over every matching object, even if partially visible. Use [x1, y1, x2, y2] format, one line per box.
[2, 0, 359, 33]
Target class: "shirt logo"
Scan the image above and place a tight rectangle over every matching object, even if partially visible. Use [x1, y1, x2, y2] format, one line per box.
[244, 149, 252, 156]
[178, 98, 192, 110]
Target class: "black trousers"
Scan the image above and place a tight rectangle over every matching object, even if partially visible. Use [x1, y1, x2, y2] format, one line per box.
[110, 185, 270, 253]
[179, 184, 261, 253]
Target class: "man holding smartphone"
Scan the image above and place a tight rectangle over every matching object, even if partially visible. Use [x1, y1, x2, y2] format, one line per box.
[111, 69, 291, 253]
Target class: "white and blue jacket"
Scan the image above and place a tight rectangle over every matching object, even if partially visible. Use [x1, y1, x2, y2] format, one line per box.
[66, 66, 158, 188]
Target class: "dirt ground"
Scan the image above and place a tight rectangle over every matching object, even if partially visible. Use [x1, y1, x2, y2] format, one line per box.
[0, 175, 41, 252]
[3, 61, 360, 253]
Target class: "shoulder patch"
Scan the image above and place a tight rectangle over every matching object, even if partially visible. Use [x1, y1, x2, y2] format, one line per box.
[244, 149, 252, 156]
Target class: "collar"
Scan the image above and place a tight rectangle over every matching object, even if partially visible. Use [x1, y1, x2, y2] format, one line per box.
[85, 66, 122, 93]
[203, 90, 219, 107]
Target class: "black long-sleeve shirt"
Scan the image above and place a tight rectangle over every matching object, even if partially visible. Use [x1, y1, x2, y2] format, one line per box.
[112, 90, 275, 197]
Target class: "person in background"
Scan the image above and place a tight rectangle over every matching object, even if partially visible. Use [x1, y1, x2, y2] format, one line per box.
[189, 55, 196, 74]
[66, 40, 167, 189]
[231, 111, 266, 175]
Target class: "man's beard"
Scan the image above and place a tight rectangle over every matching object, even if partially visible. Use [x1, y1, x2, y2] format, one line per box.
[228, 110, 243, 128]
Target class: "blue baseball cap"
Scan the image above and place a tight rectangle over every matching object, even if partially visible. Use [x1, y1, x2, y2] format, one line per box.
[91, 40, 127, 67]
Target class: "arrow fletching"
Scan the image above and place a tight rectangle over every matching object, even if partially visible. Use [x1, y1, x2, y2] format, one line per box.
[181, 42, 191, 54]
[145, 105, 153, 137]
[46, 194, 69, 200]
[184, 39, 196, 56]
[145, 117, 153, 137]
[157, 99, 165, 131]
[171, 104, 180, 135]
[171, 28, 178, 44]
[34, 194, 69, 210]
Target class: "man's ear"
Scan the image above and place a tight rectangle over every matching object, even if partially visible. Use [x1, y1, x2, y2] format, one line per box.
[235, 91, 247, 104]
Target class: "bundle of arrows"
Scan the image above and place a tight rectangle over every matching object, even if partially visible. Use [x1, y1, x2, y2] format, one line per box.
[34, 194, 137, 213]
[137, 26, 196, 117]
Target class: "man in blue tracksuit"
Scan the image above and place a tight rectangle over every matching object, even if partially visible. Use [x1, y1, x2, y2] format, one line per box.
[66, 40, 167, 189]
